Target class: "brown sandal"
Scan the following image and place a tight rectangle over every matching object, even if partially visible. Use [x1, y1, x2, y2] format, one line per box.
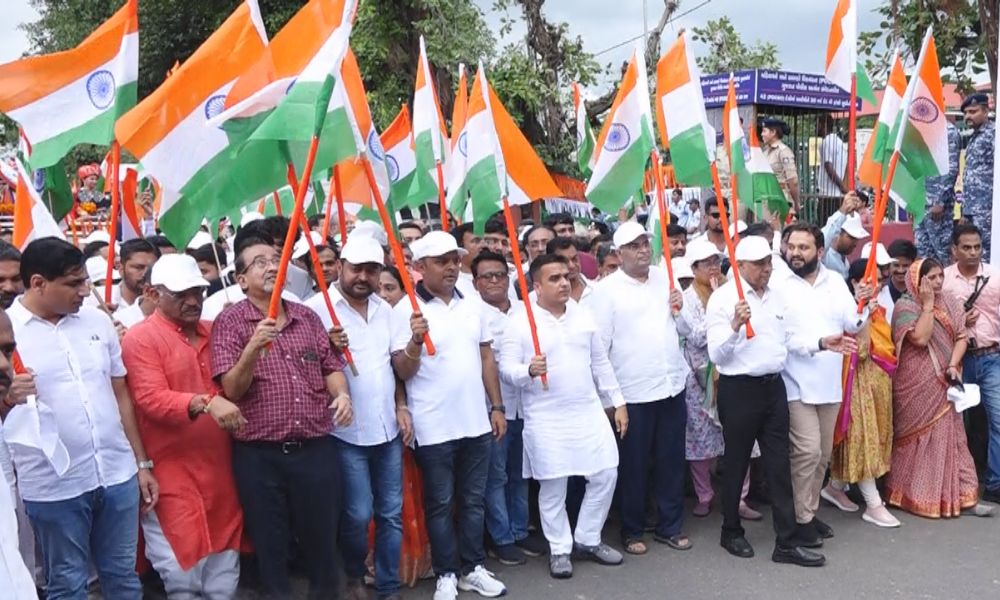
[624, 538, 648, 555]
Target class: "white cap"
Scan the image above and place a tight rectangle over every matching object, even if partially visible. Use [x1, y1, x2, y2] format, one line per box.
[672, 257, 693, 281]
[341, 235, 385, 265]
[735, 236, 772, 261]
[83, 230, 111, 246]
[686, 239, 723, 264]
[728, 220, 748, 237]
[292, 231, 324, 260]
[861, 241, 893, 266]
[85, 256, 112, 283]
[240, 211, 264, 228]
[150, 254, 209, 292]
[411, 231, 468, 261]
[351, 220, 389, 247]
[841, 213, 870, 240]
[613, 221, 651, 249]
[186, 230, 214, 250]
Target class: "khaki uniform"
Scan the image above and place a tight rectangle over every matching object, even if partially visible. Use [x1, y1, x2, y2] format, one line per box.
[763, 140, 798, 203]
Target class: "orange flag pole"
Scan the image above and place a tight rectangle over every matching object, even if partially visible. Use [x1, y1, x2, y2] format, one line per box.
[847, 72, 858, 190]
[711, 162, 755, 339]
[436, 161, 449, 232]
[103, 142, 121, 305]
[333, 165, 347, 242]
[320, 170, 336, 240]
[501, 196, 548, 390]
[283, 168, 359, 376]
[651, 150, 678, 313]
[361, 154, 436, 355]
[856, 151, 899, 313]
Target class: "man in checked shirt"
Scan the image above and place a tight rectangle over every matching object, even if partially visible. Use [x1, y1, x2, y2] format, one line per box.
[211, 235, 353, 600]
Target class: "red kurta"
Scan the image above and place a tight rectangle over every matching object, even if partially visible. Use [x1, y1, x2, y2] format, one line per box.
[122, 312, 243, 570]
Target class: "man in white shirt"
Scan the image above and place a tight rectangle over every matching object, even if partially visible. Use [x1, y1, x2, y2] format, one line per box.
[2, 237, 159, 598]
[310, 235, 405, 600]
[539, 237, 593, 305]
[706, 236, 854, 567]
[773, 223, 870, 546]
[451, 223, 485, 299]
[500, 254, 628, 579]
[473, 251, 546, 565]
[817, 117, 848, 196]
[590, 221, 691, 554]
[820, 191, 868, 279]
[390, 232, 507, 600]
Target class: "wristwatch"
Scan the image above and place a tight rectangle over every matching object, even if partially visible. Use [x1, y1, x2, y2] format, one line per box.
[490, 404, 506, 415]
[137, 460, 154, 471]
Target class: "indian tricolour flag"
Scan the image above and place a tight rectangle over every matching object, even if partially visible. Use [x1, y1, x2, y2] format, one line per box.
[739, 126, 787, 219]
[825, 0, 877, 104]
[722, 73, 746, 180]
[889, 29, 949, 223]
[12, 158, 65, 250]
[408, 36, 450, 208]
[115, 0, 267, 248]
[192, 0, 358, 237]
[451, 63, 560, 233]
[573, 82, 596, 177]
[381, 104, 418, 210]
[858, 52, 906, 190]
[586, 46, 656, 213]
[0, 0, 138, 170]
[451, 65, 469, 153]
[446, 65, 470, 215]
[655, 32, 714, 187]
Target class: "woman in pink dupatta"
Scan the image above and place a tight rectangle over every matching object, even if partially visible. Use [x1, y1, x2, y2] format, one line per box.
[887, 258, 985, 518]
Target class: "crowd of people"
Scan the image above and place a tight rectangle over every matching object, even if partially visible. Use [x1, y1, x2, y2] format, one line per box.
[0, 172, 998, 600]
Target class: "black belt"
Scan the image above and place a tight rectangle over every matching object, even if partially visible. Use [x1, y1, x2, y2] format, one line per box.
[968, 344, 1000, 358]
[237, 437, 326, 454]
[719, 373, 782, 383]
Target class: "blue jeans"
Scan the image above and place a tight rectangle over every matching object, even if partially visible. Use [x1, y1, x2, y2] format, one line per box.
[964, 351, 1000, 491]
[485, 418, 529, 546]
[335, 435, 403, 597]
[414, 432, 492, 576]
[23, 476, 141, 600]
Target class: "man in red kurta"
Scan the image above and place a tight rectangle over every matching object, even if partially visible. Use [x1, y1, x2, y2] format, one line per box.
[122, 254, 246, 599]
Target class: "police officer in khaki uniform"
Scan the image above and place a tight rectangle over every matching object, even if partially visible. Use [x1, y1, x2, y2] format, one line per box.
[761, 118, 800, 214]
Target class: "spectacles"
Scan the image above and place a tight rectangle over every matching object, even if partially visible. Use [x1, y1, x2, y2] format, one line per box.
[159, 287, 205, 301]
[476, 271, 509, 282]
[241, 256, 281, 274]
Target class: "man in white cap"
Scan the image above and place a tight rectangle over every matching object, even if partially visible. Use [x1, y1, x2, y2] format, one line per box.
[772, 223, 872, 545]
[307, 235, 405, 600]
[500, 254, 628, 579]
[121, 254, 246, 599]
[390, 231, 507, 600]
[590, 221, 692, 556]
[860, 241, 896, 322]
[821, 191, 869, 278]
[706, 235, 855, 567]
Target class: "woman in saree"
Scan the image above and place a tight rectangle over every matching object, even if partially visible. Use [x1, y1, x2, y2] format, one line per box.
[886, 258, 991, 518]
[824, 260, 899, 527]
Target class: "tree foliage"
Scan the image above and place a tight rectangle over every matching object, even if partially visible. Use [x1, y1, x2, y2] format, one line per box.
[689, 17, 781, 75]
[858, 0, 998, 94]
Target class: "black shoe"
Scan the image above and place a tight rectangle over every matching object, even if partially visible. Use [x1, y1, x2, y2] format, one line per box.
[772, 545, 826, 567]
[720, 535, 754, 558]
[982, 488, 1000, 504]
[810, 517, 834, 539]
[515, 533, 548, 557]
[490, 543, 527, 566]
[794, 523, 823, 548]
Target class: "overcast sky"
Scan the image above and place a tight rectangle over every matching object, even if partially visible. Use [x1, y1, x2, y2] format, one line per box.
[0, 0, 980, 86]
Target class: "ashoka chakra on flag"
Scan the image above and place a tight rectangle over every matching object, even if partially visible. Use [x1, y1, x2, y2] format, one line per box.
[87, 70, 116, 110]
[204, 95, 227, 120]
[909, 97, 939, 123]
[605, 123, 631, 152]
[386, 155, 400, 182]
[367, 130, 386, 161]
[458, 131, 469, 157]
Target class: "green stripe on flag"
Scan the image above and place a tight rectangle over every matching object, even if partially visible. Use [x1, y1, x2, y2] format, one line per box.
[466, 155, 503, 235]
[669, 126, 713, 187]
[587, 126, 654, 214]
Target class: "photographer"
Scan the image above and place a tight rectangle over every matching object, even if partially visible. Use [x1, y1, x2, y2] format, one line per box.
[942, 223, 1000, 505]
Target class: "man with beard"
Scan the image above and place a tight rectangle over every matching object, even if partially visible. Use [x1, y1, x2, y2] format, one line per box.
[452, 223, 485, 299]
[707, 235, 855, 567]
[773, 223, 871, 547]
[390, 232, 507, 600]
[211, 237, 353, 599]
[0, 242, 23, 309]
[545, 213, 599, 280]
[121, 254, 245, 599]
[114, 239, 161, 308]
[306, 235, 406, 600]
[820, 191, 869, 279]
[693, 198, 728, 253]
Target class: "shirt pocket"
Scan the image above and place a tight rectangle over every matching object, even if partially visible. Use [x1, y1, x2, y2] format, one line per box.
[76, 336, 111, 378]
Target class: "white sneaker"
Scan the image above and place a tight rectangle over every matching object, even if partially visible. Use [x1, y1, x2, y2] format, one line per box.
[458, 565, 507, 597]
[820, 485, 860, 512]
[862, 504, 901, 528]
[433, 573, 458, 600]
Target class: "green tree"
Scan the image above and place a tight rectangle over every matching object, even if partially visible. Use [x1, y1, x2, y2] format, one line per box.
[690, 17, 782, 75]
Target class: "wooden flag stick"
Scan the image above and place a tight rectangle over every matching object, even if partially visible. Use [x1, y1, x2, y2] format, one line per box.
[436, 160, 449, 232]
[502, 196, 548, 390]
[103, 142, 122, 305]
[650, 150, 678, 308]
[711, 162, 755, 339]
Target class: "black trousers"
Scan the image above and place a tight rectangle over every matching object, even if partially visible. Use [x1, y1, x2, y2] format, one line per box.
[233, 437, 342, 599]
[717, 373, 797, 548]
